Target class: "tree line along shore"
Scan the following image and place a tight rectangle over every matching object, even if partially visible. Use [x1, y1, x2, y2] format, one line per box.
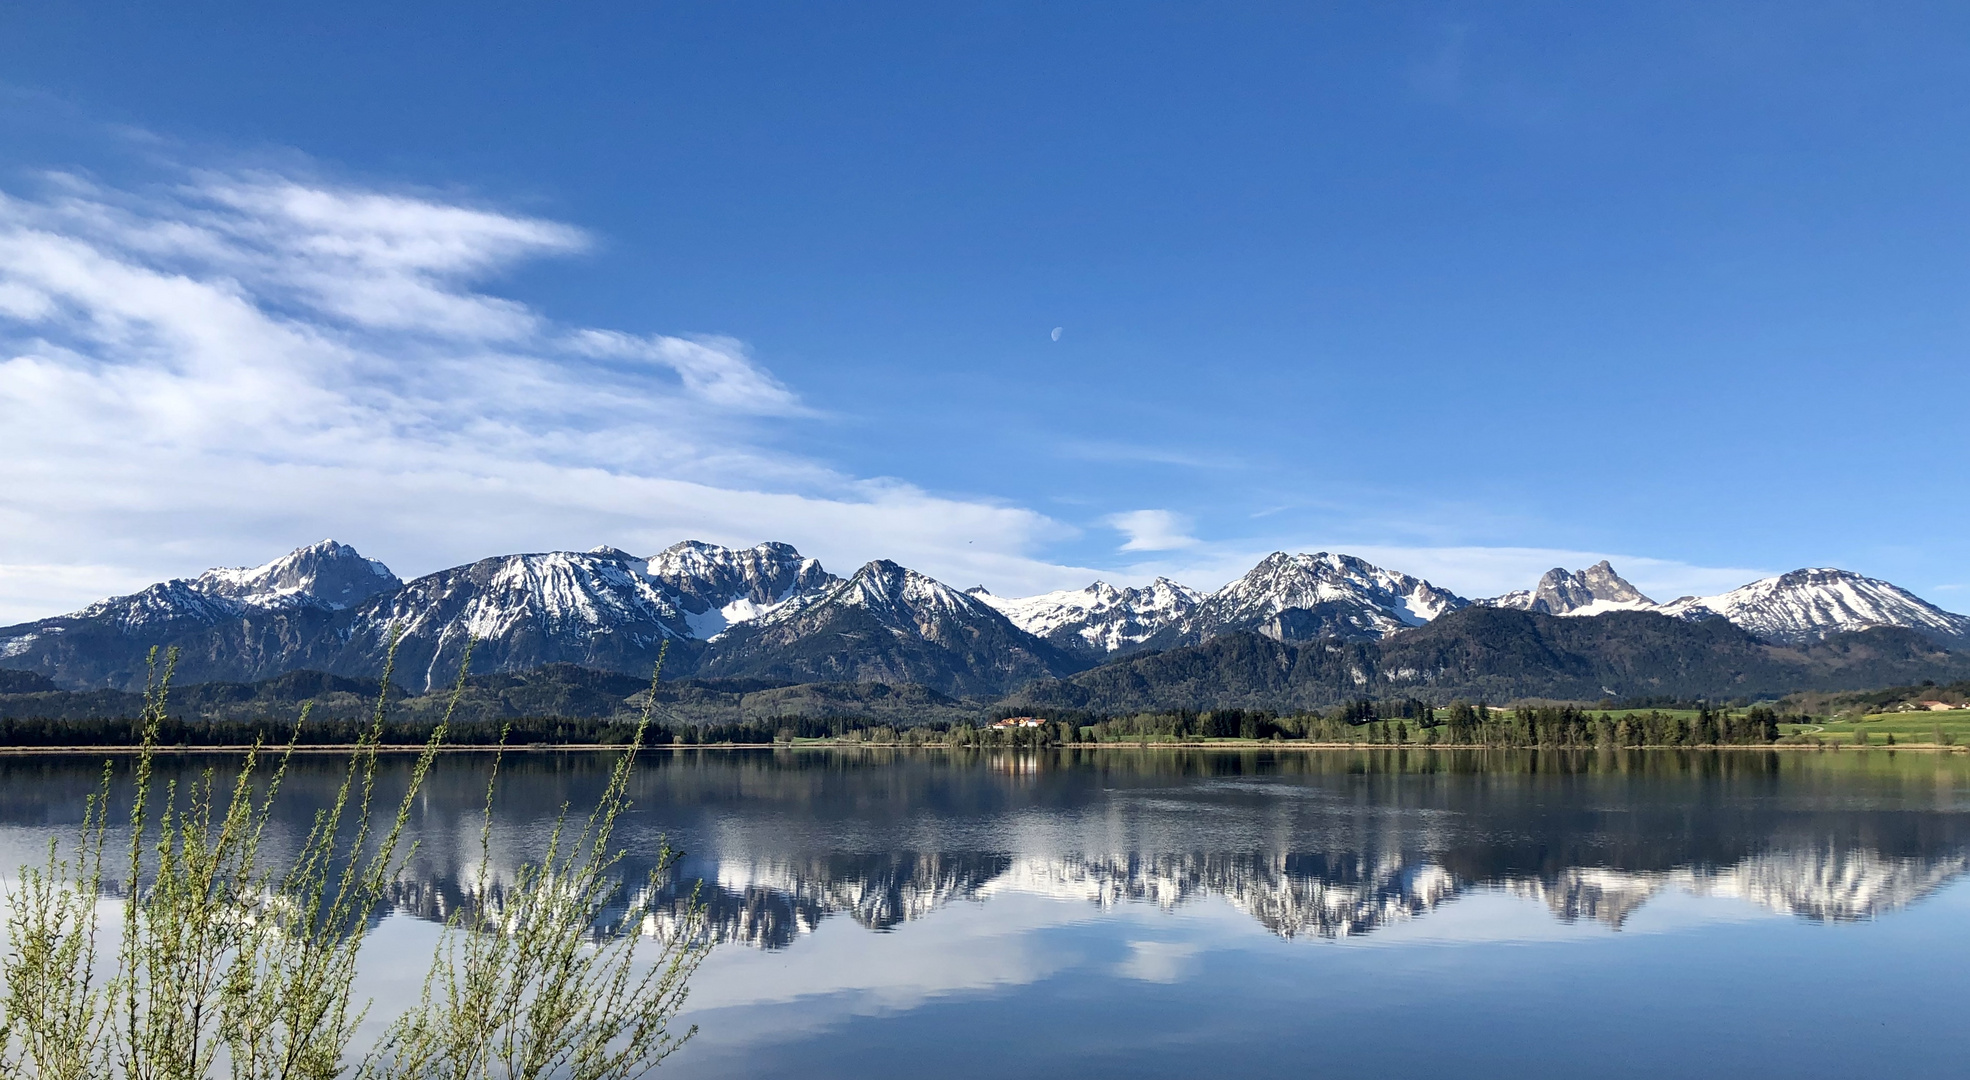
[3, 700, 1965, 752]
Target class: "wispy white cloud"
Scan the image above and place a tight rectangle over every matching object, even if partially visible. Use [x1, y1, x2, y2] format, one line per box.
[569, 330, 805, 416]
[1106, 509, 1200, 553]
[1055, 439, 1243, 470]
[0, 169, 1088, 622]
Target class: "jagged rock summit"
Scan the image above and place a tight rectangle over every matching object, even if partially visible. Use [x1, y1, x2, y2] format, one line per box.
[343, 548, 696, 691]
[1485, 560, 1655, 616]
[324, 540, 851, 689]
[646, 540, 838, 639]
[974, 552, 1468, 655]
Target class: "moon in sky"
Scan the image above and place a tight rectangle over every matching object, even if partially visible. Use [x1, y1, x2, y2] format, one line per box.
[1050, 327, 1063, 341]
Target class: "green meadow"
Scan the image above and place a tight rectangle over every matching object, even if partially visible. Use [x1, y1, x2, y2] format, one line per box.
[1785, 708, 1970, 746]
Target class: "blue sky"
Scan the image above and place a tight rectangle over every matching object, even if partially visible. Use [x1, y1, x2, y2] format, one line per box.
[1, 2, 1966, 622]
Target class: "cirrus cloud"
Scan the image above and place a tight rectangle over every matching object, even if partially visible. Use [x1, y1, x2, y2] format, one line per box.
[0, 168, 1094, 623]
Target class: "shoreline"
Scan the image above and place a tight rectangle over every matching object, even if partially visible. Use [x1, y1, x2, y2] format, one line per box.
[0, 740, 1962, 756]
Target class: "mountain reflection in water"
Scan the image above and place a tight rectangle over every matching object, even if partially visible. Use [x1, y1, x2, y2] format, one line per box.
[2, 747, 1966, 947]
[622, 842, 1969, 948]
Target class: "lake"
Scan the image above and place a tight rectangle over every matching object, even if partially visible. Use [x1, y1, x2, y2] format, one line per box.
[3, 746, 1967, 1078]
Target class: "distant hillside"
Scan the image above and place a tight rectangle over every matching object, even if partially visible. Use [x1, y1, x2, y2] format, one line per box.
[0, 663, 975, 734]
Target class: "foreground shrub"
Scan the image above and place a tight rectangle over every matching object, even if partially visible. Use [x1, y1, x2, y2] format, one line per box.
[0, 640, 704, 1080]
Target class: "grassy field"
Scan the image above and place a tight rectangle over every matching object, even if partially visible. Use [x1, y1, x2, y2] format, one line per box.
[1784, 708, 1970, 746]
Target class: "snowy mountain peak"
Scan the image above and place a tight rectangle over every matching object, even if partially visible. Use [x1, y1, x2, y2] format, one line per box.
[695, 558, 1081, 696]
[826, 560, 982, 630]
[1657, 568, 1970, 645]
[193, 539, 401, 611]
[645, 540, 837, 640]
[1189, 552, 1469, 642]
[969, 576, 1203, 656]
[1144, 576, 1205, 605]
[1485, 560, 1654, 616]
[64, 540, 402, 628]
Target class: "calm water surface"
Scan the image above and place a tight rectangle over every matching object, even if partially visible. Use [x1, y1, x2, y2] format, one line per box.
[3, 747, 1967, 1078]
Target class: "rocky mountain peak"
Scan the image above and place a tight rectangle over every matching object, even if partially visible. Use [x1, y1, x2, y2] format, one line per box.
[828, 560, 979, 629]
[1581, 560, 1650, 604]
[1485, 561, 1654, 616]
[193, 539, 402, 611]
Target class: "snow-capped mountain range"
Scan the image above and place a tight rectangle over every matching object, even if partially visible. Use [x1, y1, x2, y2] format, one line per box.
[1476, 561, 1970, 646]
[2, 539, 1965, 694]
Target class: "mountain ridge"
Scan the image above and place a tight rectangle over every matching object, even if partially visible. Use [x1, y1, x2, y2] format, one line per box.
[696, 560, 1084, 697]
[1009, 608, 1970, 713]
[1656, 568, 1970, 645]
[4, 540, 1966, 700]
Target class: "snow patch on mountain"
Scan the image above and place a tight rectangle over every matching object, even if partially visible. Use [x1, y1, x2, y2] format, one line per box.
[682, 599, 755, 641]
